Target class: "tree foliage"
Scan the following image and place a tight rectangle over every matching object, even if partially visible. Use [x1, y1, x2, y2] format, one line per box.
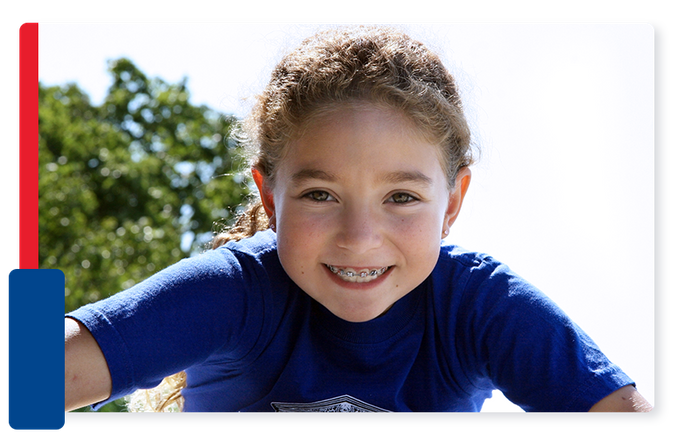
[39, 59, 250, 411]
[40, 58, 249, 311]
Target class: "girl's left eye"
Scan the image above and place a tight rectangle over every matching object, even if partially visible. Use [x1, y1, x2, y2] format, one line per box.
[387, 193, 417, 204]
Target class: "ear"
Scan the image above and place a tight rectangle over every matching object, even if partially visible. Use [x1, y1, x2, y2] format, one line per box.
[252, 168, 276, 226]
[442, 167, 471, 238]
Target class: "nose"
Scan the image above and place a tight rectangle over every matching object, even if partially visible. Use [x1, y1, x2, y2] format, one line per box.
[335, 204, 383, 254]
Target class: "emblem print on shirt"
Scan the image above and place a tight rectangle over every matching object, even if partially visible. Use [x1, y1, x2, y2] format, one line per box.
[271, 394, 391, 412]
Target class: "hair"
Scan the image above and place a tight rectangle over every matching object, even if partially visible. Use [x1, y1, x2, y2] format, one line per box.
[129, 25, 475, 412]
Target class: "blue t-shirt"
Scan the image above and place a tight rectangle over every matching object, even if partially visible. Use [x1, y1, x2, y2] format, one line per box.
[67, 230, 633, 412]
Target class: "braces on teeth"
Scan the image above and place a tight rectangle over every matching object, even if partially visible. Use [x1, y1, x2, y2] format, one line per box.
[327, 265, 388, 279]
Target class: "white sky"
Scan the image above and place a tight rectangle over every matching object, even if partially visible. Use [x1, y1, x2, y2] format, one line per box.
[38, 23, 654, 412]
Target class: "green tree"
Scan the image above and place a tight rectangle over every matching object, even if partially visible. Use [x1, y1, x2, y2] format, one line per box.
[39, 59, 250, 411]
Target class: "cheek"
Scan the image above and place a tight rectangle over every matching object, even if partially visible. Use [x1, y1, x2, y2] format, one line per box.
[390, 205, 445, 239]
[388, 215, 443, 265]
[279, 213, 327, 247]
[276, 230, 314, 286]
[276, 213, 329, 273]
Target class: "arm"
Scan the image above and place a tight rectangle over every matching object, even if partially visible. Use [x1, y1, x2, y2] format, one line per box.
[65, 317, 112, 411]
[588, 385, 652, 412]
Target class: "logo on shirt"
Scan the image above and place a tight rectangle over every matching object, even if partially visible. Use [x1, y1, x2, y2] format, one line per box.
[271, 394, 390, 412]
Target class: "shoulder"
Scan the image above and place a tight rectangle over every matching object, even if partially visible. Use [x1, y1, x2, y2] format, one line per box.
[151, 229, 289, 304]
[216, 229, 278, 258]
[432, 246, 632, 411]
[178, 230, 281, 281]
[431, 243, 564, 337]
[433, 243, 531, 305]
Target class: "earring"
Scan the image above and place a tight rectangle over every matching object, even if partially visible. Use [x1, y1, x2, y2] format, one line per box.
[269, 221, 276, 231]
[443, 228, 449, 237]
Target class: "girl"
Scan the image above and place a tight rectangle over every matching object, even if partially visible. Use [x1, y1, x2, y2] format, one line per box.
[65, 26, 650, 412]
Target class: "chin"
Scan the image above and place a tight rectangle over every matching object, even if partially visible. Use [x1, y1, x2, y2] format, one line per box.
[326, 306, 391, 323]
[325, 287, 398, 323]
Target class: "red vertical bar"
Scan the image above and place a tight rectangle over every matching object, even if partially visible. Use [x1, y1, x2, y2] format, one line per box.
[19, 23, 39, 270]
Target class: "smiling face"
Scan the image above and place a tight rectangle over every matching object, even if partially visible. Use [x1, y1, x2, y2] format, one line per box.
[254, 104, 470, 322]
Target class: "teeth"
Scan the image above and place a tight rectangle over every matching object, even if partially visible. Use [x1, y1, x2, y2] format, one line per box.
[326, 265, 389, 283]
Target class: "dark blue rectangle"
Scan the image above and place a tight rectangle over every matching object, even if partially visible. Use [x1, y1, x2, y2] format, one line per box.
[9, 269, 65, 430]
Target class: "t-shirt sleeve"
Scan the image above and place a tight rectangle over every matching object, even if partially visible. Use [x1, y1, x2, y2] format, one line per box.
[66, 246, 266, 409]
[455, 256, 634, 412]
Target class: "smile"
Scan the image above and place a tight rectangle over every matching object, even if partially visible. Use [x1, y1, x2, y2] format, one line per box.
[325, 264, 390, 283]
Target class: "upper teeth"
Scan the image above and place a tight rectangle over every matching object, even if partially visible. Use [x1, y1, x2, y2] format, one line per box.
[326, 265, 388, 282]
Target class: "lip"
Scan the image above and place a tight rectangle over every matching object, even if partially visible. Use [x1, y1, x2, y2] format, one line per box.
[323, 264, 394, 289]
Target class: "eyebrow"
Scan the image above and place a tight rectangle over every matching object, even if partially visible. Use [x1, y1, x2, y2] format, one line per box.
[291, 168, 432, 187]
[291, 168, 338, 186]
[381, 170, 433, 187]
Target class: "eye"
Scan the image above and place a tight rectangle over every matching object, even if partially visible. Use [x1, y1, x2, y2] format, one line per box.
[387, 192, 417, 204]
[304, 190, 334, 202]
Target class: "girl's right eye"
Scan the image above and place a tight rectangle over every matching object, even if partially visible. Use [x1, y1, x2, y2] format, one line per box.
[304, 190, 334, 202]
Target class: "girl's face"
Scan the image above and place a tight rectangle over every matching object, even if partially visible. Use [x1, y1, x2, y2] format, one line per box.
[255, 104, 470, 322]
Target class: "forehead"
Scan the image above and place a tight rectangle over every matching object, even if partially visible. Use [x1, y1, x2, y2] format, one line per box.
[289, 167, 435, 189]
[278, 104, 447, 188]
[296, 102, 433, 146]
